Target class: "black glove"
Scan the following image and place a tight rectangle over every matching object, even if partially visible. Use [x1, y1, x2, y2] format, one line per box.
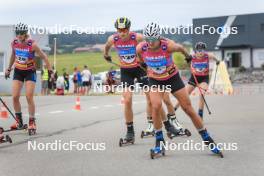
[216, 60, 220, 65]
[185, 55, 193, 63]
[4, 69, 11, 80]
[104, 55, 112, 62]
[140, 62, 147, 69]
[48, 70, 53, 75]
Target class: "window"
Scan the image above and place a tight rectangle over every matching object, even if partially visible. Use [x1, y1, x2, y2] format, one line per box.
[0, 53, 4, 73]
[261, 24, 264, 32]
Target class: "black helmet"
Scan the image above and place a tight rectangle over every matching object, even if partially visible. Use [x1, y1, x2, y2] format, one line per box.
[15, 23, 28, 35]
[195, 42, 207, 51]
[114, 17, 131, 29]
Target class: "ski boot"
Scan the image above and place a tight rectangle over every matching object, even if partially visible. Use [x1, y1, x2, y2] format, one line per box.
[119, 131, 135, 147]
[150, 130, 165, 159]
[141, 119, 155, 138]
[0, 127, 12, 144]
[10, 113, 27, 131]
[28, 118, 37, 136]
[199, 129, 224, 158]
[167, 114, 191, 139]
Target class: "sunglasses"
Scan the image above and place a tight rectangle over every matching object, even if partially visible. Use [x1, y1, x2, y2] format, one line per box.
[145, 37, 159, 43]
[15, 31, 27, 35]
[117, 28, 129, 33]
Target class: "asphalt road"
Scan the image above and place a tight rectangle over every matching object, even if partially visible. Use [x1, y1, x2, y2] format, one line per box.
[0, 94, 263, 176]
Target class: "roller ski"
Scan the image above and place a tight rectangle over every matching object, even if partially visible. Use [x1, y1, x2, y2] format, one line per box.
[199, 129, 224, 158]
[28, 118, 36, 136]
[150, 130, 165, 159]
[141, 119, 155, 138]
[0, 127, 12, 144]
[167, 114, 191, 139]
[119, 131, 135, 147]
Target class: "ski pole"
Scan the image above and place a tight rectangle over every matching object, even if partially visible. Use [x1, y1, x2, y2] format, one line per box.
[191, 72, 212, 115]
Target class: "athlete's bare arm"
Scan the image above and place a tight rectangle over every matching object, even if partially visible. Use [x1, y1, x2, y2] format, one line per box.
[33, 43, 51, 70]
[7, 48, 16, 70]
[208, 52, 219, 63]
[104, 35, 114, 57]
[136, 42, 144, 64]
[136, 33, 144, 43]
[167, 40, 190, 58]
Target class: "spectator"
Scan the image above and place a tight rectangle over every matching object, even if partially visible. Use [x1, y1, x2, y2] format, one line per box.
[81, 65, 92, 95]
[48, 66, 58, 94]
[63, 68, 70, 93]
[105, 67, 117, 94]
[41, 65, 49, 95]
[77, 70, 82, 94]
[73, 67, 78, 94]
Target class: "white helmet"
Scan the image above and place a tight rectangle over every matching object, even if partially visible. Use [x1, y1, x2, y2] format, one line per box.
[143, 22, 161, 39]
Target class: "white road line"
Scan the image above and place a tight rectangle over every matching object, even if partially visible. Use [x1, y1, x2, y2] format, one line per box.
[90, 106, 99, 109]
[49, 110, 64, 114]
[104, 105, 114, 108]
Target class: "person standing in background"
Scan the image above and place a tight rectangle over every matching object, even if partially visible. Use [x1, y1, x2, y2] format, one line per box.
[81, 65, 92, 95]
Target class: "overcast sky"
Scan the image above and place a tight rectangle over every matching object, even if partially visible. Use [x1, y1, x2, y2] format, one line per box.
[0, 0, 264, 31]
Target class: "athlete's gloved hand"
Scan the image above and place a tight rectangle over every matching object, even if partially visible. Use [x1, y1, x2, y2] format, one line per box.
[140, 62, 147, 69]
[185, 55, 193, 63]
[104, 55, 112, 62]
[4, 68, 11, 79]
[216, 60, 220, 65]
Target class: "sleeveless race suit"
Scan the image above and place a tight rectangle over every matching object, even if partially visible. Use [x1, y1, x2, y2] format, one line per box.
[113, 32, 147, 87]
[12, 38, 37, 82]
[188, 52, 209, 85]
[140, 39, 185, 93]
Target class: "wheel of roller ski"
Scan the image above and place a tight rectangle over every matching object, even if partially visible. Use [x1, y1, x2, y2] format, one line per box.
[5, 135, 12, 143]
[150, 149, 154, 159]
[184, 129, 191, 137]
[119, 138, 123, 147]
[219, 151, 224, 158]
[166, 132, 173, 139]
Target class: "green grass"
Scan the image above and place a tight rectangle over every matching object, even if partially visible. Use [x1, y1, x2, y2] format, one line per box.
[49, 52, 187, 75]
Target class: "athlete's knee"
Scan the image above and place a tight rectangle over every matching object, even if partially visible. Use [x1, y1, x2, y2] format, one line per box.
[181, 101, 194, 116]
[152, 101, 162, 112]
[26, 94, 34, 103]
[13, 94, 20, 102]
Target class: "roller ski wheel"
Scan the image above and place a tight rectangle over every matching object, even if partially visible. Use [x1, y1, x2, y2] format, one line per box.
[28, 118, 36, 136]
[119, 137, 135, 147]
[167, 128, 192, 139]
[140, 130, 155, 138]
[150, 147, 165, 159]
[5, 135, 13, 143]
[6, 124, 28, 133]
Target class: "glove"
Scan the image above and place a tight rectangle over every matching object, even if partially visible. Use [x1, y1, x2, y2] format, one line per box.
[4, 68, 11, 79]
[104, 55, 112, 62]
[48, 70, 54, 75]
[140, 62, 147, 69]
[216, 60, 220, 65]
[185, 55, 193, 63]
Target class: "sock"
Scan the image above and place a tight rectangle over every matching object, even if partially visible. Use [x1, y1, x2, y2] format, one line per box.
[155, 129, 164, 147]
[15, 112, 23, 125]
[126, 122, 134, 133]
[198, 109, 203, 118]
[147, 116, 153, 123]
[167, 113, 176, 120]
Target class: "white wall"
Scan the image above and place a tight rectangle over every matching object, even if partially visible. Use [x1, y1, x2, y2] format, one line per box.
[224, 49, 251, 68]
[253, 48, 264, 68]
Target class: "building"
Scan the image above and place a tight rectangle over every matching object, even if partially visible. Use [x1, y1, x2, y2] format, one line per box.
[0, 25, 50, 94]
[192, 13, 264, 69]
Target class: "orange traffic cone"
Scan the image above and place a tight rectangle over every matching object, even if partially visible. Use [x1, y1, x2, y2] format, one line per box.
[0, 104, 8, 119]
[74, 97, 81, 110]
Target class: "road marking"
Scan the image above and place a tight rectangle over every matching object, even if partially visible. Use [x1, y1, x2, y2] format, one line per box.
[104, 105, 114, 108]
[49, 110, 64, 114]
[90, 106, 99, 109]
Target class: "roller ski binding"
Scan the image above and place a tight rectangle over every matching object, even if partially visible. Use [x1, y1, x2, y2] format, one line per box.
[28, 118, 37, 136]
[119, 131, 135, 147]
[0, 127, 12, 144]
[141, 120, 155, 138]
[150, 131, 165, 159]
[167, 115, 191, 139]
[199, 129, 224, 158]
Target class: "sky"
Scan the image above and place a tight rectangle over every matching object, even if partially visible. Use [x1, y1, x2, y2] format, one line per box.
[0, 0, 264, 31]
